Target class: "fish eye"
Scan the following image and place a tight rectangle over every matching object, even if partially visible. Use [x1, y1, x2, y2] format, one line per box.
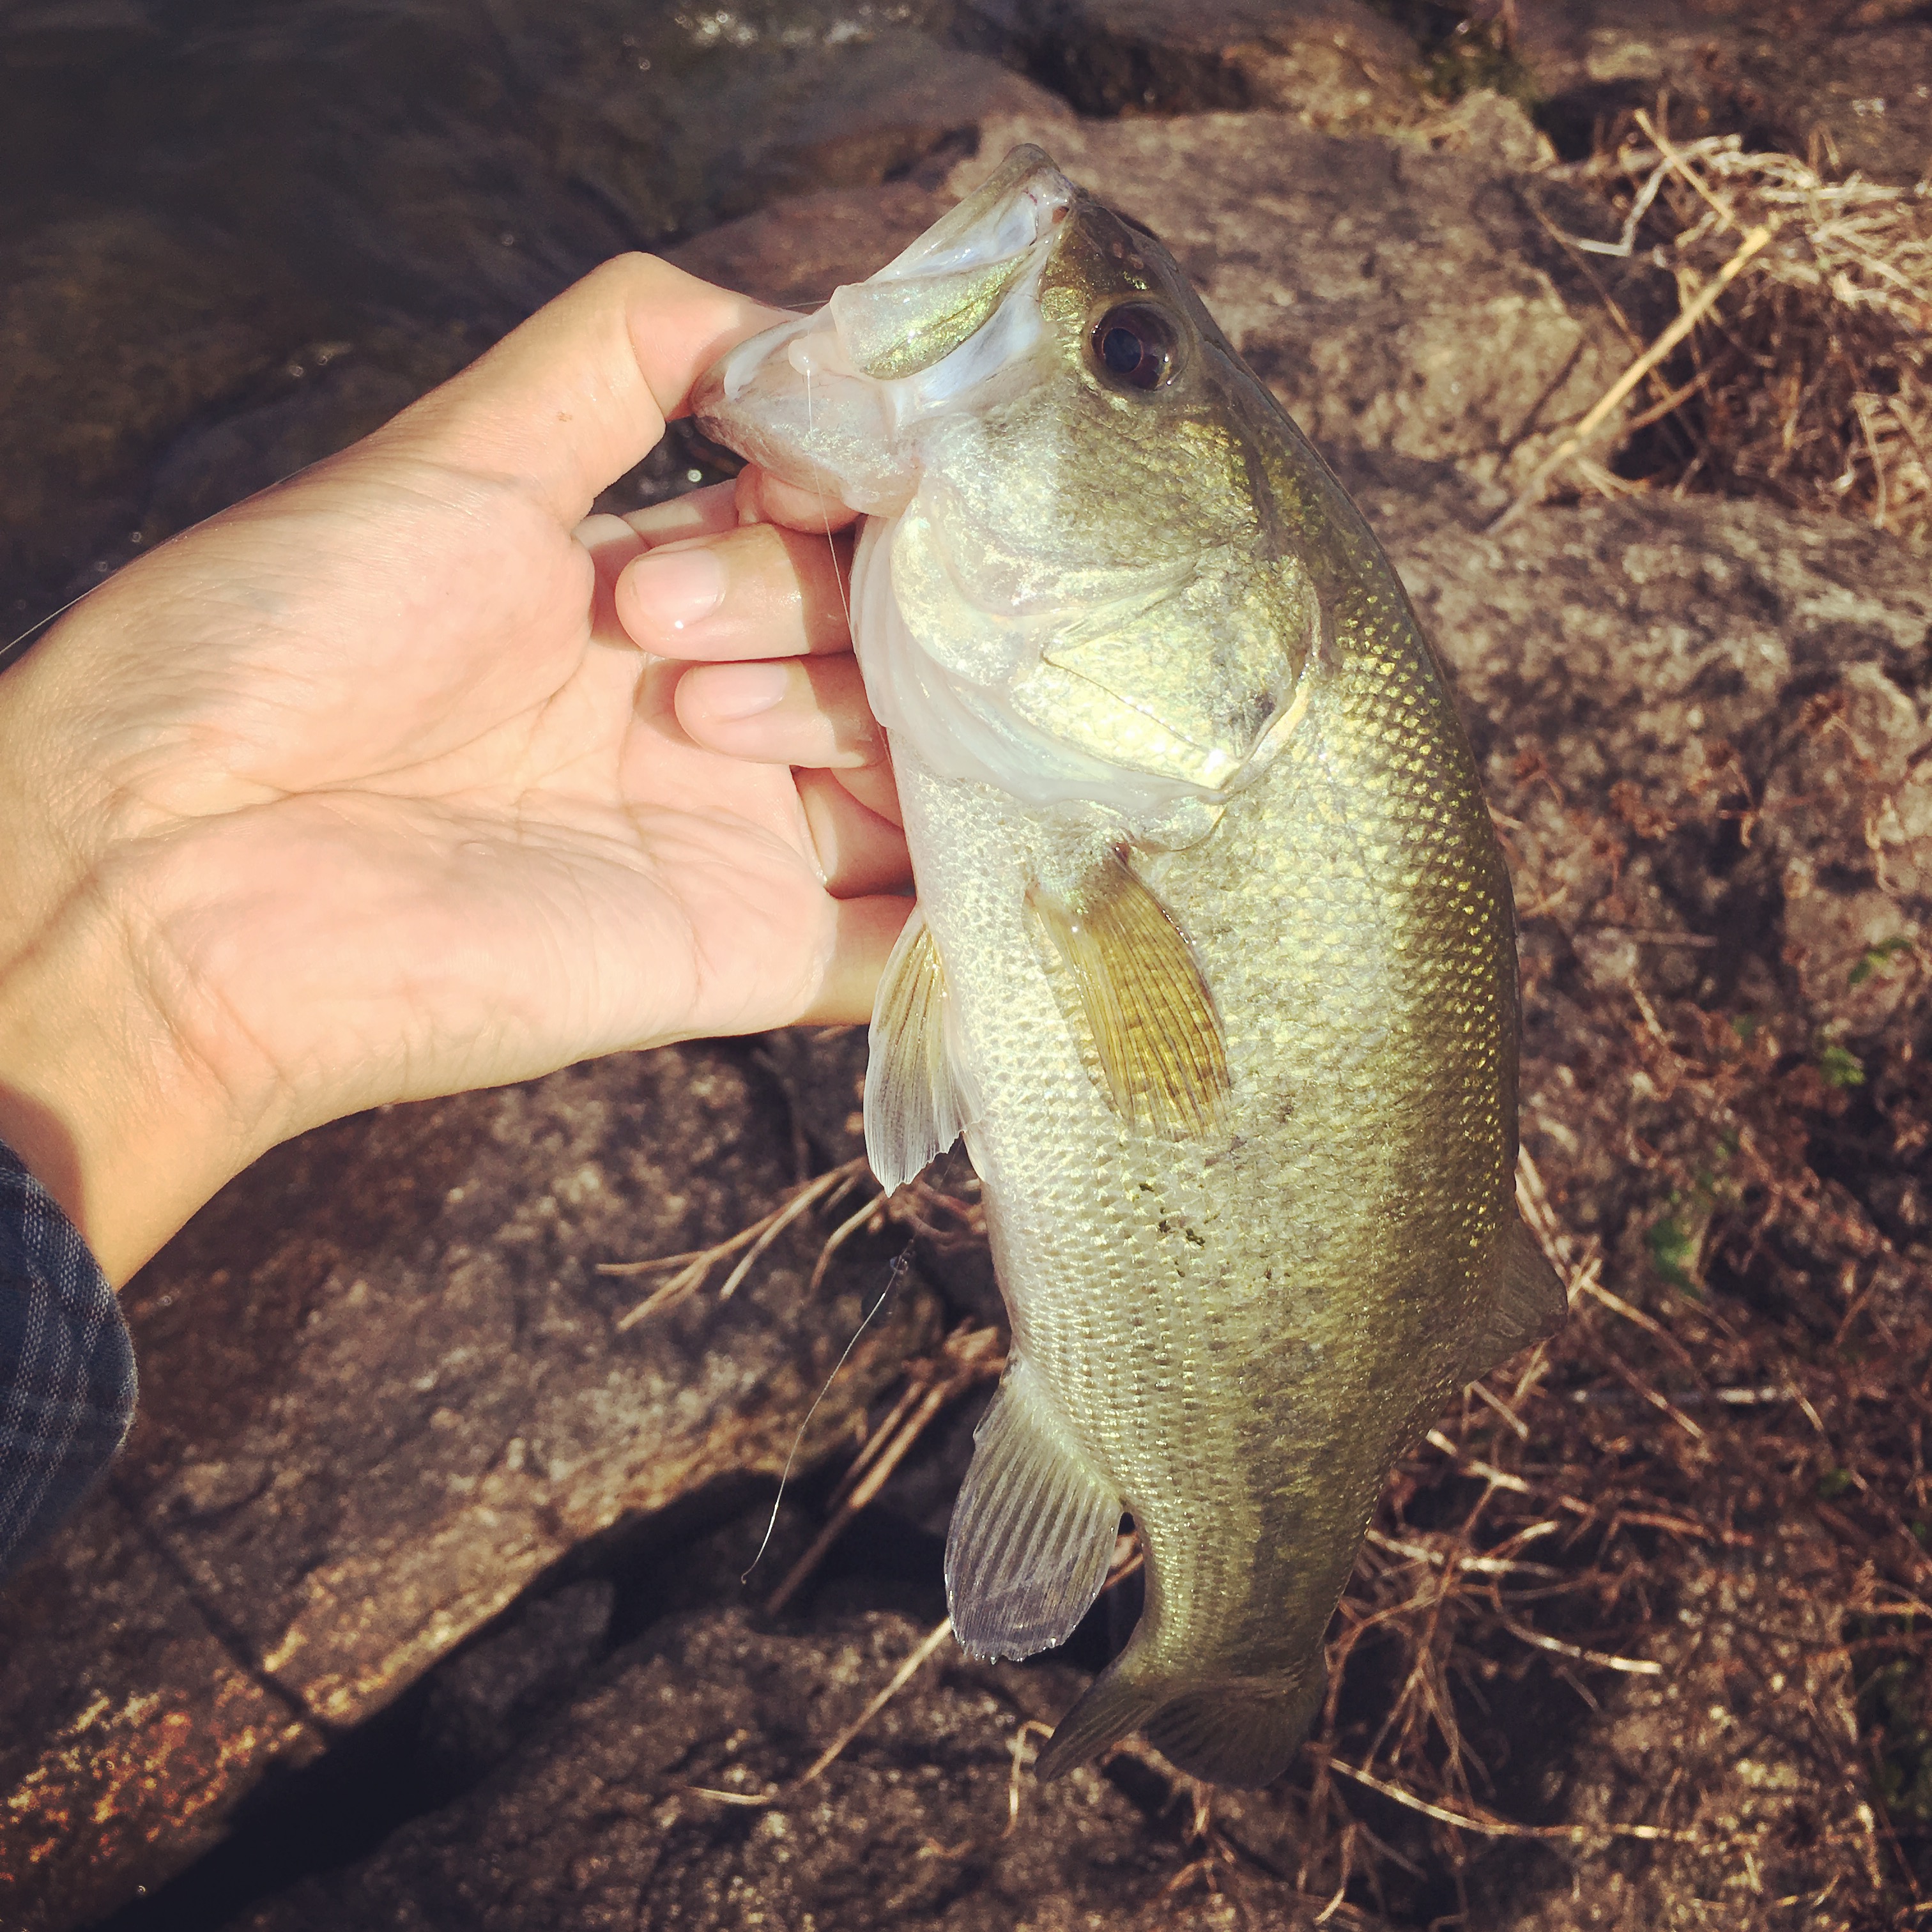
[1090, 302, 1181, 393]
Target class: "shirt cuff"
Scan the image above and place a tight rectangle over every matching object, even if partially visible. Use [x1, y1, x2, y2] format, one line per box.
[0, 1138, 136, 1582]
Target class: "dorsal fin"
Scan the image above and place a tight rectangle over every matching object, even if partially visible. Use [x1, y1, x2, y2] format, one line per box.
[946, 1365, 1123, 1662]
[1023, 848, 1229, 1137]
[863, 905, 977, 1193]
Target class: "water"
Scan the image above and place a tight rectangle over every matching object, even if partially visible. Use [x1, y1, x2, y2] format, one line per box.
[0, 0, 1005, 629]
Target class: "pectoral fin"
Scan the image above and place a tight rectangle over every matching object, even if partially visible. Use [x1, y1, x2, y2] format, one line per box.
[1460, 1213, 1568, 1384]
[1025, 848, 1229, 1137]
[946, 1365, 1123, 1662]
[863, 906, 977, 1193]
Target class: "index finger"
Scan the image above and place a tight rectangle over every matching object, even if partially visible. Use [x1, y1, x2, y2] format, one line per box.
[733, 463, 862, 537]
[373, 255, 790, 525]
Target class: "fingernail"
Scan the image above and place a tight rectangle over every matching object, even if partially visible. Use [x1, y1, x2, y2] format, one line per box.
[628, 546, 726, 630]
[701, 661, 790, 719]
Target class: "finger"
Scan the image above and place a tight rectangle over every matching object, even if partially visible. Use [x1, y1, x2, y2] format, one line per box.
[617, 521, 854, 659]
[735, 463, 861, 535]
[618, 479, 741, 547]
[573, 484, 745, 651]
[377, 256, 788, 525]
[575, 512, 644, 650]
[798, 769, 911, 898]
[797, 894, 915, 1025]
[676, 656, 901, 827]
[674, 656, 881, 769]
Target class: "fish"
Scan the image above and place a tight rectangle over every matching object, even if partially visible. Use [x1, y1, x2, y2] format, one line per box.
[692, 144, 1565, 1789]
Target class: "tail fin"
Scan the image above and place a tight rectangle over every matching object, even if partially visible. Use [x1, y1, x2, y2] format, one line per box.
[1034, 1659, 1322, 1790]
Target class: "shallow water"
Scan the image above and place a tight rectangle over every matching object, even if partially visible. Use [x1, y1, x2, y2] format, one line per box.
[3, 1, 979, 305]
[0, 0, 992, 631]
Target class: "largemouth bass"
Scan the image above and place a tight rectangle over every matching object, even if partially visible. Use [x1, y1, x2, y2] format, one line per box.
[694, 146, 1565, 1788]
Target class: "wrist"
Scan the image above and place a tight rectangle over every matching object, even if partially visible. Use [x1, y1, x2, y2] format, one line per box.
[0, 857, 264, 1287]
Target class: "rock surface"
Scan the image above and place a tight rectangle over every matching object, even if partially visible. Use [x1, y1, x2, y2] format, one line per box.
[230, 1607, 1233, 1932]
[0, 212, 298, 635]
[0, 1048, 939, 1932]
[964, 0, 1425, 126]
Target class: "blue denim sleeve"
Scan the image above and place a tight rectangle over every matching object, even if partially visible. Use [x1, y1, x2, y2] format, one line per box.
[0, 1140, 136, 1582]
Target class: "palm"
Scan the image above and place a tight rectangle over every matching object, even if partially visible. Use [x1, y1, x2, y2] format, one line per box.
[108, 452, 843, 1133]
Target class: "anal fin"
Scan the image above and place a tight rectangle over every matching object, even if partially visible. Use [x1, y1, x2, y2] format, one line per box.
[1461, 1213, 1568, 1385]
[945, 1365, 1123, 1662]
[1024, 847, 1229, 1138]
[1035, 1659, 1321, 1790]
[863, 905, 977, 1193]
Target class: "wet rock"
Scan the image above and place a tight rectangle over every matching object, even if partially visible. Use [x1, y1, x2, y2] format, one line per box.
[965, 0, 1427, 128]
[1517, 0, 1932, 185]
[0, 1048, 939, 1932]
[134, 337, 460, 543]
[0, 8, 1064, 620]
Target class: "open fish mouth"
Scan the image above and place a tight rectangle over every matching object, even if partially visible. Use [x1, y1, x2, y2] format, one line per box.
[694, 148, 1079, 513]
[822, 148, 1077, 382]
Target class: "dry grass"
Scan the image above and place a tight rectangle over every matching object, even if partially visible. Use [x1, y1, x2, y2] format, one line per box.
[1533, 111, 1932, 546]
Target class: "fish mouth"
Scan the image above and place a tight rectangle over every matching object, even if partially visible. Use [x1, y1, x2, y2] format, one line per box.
[831, 148, 1076, 400]
[695, 147, 1078, 510]
[865, 144, 1077, 288]
[710, 148, 1075, 406]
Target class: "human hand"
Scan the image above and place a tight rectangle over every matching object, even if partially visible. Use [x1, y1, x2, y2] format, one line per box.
[0, 256, 907, 1284]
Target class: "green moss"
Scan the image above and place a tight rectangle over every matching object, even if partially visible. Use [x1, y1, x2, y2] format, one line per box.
[1851, 936, 1916, 988]
[1646, 1213, 1699, 1291]
[1820, 1043, 1867, 1089]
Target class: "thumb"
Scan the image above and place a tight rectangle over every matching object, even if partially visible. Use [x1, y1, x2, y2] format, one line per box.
[374, 254, 790, 525]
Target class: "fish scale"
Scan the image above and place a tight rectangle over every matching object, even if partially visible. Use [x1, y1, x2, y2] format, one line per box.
[694, 143, 1565, 1787]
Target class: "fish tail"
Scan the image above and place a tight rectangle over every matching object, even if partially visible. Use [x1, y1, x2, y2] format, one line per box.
[1035, 1657, 1322, 1790]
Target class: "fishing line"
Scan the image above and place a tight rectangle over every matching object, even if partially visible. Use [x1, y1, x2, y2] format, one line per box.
[740, 1240, 911, 1584]
[1, 583, 103, 675]
[802, 358, 853, 638]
